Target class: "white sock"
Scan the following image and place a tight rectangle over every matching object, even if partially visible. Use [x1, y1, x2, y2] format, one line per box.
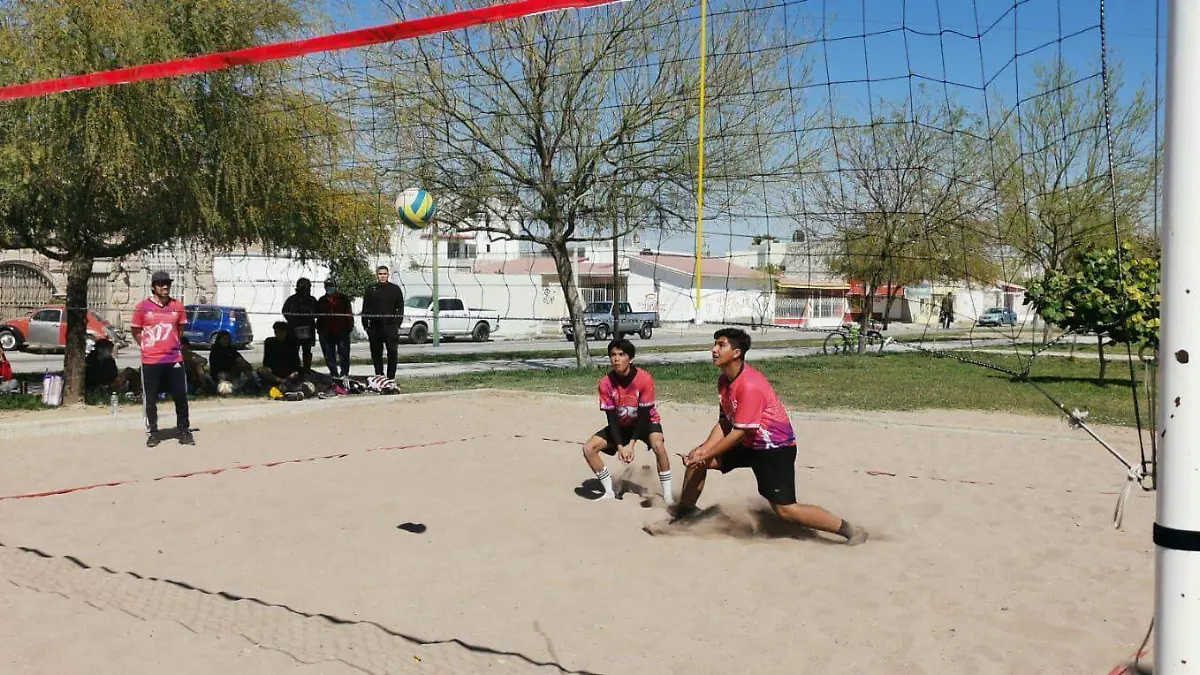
[659, 470, 675, 505]
[596, 467, 615, 498]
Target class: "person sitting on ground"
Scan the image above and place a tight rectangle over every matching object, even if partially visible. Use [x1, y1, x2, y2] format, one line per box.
[179, 338, 215, 395]
[0, 343, 17, 394]
[84, 339, 143, 398]
[258, 321, 302, 388]
[209, 332, 258, 394]
[84, 339, 120, 393]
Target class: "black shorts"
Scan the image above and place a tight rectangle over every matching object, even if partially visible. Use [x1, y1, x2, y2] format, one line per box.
[717, 445, 798, 505]
[594, 422, 664, 453]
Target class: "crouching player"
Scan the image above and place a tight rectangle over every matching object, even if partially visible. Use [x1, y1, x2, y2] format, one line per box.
[581, 339, 675, 505]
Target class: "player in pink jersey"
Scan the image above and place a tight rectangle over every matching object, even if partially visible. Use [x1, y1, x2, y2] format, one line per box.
[131, 270, 193, 447]
[580, 338, 674, 505]
[675, 327, 866, 545]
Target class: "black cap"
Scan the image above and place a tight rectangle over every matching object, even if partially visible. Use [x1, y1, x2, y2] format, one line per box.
[151, 270, 172, 285]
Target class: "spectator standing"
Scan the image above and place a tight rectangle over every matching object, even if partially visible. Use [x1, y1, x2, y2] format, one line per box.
[282, 277, 318, 370]
[131, 270, 193, 446]
[361, 266, 404, 379]
[316, 278, 354, 378]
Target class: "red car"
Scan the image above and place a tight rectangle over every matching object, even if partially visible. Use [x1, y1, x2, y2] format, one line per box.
[0, 305, 128, 352]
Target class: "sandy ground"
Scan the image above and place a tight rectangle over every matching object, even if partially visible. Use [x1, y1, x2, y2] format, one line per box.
[0, 390, 1155, 674]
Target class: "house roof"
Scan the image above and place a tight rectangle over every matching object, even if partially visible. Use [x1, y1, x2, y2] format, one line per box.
[634, 254, 762, 280]
[472, 257, 615, 276]
[777, 276, 850, 290]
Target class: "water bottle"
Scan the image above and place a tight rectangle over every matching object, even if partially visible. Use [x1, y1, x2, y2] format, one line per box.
[110, 391, 119, 417]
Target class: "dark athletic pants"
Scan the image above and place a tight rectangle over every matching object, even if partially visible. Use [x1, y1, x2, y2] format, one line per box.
[368, 324, 399, 379]
[142, 362, 190, 434]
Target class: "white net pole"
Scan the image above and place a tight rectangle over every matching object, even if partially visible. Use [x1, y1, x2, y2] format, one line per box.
[1156, 1, 1200, 670]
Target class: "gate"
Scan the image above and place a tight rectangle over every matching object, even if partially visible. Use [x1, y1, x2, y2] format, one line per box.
[0, 262, 55, 320]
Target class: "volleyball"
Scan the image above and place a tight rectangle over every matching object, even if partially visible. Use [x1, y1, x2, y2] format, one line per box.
[395, 187, 437, 230]
[217, 380, 234, 396]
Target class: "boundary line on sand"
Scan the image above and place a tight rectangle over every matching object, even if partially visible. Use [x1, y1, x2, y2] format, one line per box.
[0, 434, 489, 503]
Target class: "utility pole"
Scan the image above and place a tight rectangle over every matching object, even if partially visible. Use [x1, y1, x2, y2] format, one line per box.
[1156, 1, 1200, 669]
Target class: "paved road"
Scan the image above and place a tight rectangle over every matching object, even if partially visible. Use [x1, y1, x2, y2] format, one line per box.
[8, 322, 1004, 374]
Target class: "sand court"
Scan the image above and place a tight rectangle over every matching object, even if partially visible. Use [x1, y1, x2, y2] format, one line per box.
[0, 390, 1155, 674]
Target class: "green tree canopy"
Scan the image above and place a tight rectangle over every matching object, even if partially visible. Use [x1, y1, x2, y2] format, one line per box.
[0, 0, 385, 402]
[1024, 243, 1159, 382]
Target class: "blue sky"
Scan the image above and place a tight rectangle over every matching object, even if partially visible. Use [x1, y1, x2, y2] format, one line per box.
[318, 0, 1166, 255]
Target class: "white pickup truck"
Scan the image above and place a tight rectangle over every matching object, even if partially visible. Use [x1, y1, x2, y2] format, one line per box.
[398, 295, 500, 344]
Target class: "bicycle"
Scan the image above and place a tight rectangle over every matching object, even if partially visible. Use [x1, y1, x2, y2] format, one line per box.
[823, 321, 890, 355]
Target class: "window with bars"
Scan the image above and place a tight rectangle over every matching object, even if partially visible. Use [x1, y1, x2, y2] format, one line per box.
[776, 290, 844, 320]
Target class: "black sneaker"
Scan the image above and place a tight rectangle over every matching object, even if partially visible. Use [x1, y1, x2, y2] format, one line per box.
[178, 431, 195, 445]
[146, 433, 161, 448]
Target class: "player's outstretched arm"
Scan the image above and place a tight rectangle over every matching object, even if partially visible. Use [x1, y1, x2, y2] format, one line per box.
[683, 423, 743, 467]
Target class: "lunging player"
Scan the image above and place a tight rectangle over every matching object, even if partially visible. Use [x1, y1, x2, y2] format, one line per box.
[581, 339, 675, 505]
[676, 327, 866, 545]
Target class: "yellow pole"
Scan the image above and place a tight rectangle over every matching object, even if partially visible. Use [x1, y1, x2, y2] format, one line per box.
[694, 0, 708, 320]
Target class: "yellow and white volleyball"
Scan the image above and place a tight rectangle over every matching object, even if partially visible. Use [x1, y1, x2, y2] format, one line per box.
[395, 187, 437, 230]
[217, 380, 234, 396]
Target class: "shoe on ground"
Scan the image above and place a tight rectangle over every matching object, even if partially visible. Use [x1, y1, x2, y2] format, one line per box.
[178, 431, 195, 446]
[844, 524, 869, 546]
[146, 433, 161, 448]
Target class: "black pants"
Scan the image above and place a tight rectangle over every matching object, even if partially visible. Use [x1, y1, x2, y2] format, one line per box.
[368, 324, 399, 379]
[319, 331, 352, 377]
[142, 362, 189, 434]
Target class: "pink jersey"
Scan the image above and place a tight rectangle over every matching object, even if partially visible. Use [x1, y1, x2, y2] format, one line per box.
[598, 367, 661, 427]
[718, 363, 796, 449]
[131, 298, 186, 365]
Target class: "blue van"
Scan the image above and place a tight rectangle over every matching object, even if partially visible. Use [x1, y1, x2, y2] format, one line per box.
[183, 304, 254, 349]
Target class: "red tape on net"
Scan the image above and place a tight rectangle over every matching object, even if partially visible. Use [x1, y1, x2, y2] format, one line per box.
[0, 0, 623, 102]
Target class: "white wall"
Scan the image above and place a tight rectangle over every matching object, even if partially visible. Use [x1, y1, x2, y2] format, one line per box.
[628, 263, 773, 326]
[213, 255, 335, 344]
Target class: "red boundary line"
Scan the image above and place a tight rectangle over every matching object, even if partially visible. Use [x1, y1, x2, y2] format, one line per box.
[0, 434, 489, 502]
[520, 435, 1130, 497]
[0, 0, 623, 102]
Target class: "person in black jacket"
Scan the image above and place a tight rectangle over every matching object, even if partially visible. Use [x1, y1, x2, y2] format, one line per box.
[361, 265, 404, 379]
[282, 277, 318, 369]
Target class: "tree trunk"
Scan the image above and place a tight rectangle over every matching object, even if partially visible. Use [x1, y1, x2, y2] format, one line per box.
[63, 257, 95, 405]
[881, 287, 900, 330]
[857, 282, 875, 355]
[1097, 335, 1107, 384]
[549, 241, 591, 368]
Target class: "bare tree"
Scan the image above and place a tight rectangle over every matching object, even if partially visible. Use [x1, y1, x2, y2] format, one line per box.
[993, 59, 1155, 279]
[808, 98, 996, 350]
[365, 0, 799, 365]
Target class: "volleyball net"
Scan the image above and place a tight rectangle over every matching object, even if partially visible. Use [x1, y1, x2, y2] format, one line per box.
[0, 0, 1161, 457]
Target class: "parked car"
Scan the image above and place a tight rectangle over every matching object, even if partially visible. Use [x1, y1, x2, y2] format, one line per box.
[976, 307, 1018, 327]
[183, 304, 254, 348]
[0, 305, 127, 352]
[398, 296, 500, 344]
[562, 301, 660, 341]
